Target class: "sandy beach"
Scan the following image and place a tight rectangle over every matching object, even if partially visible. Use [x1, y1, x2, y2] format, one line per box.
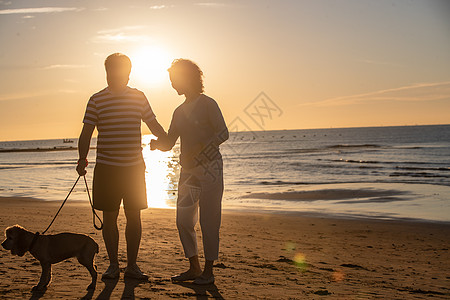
[0, 197, 449, 299]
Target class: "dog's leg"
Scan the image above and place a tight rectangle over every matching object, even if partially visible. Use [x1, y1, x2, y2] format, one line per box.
[77, 251, 98, 290]
[32, 262, 51, 291]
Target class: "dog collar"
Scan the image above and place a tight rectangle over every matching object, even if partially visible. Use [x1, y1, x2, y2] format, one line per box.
[28, 232, 40, 252]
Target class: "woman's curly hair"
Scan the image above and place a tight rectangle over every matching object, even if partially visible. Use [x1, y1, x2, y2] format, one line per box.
[168, 59, 204, 93]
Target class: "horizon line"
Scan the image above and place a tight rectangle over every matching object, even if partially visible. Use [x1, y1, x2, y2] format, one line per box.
[1, 123, 449, 143]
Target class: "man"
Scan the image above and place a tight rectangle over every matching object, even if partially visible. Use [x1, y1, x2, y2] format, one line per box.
[151, 59, 228, 285]
[77, 53, 166, 280]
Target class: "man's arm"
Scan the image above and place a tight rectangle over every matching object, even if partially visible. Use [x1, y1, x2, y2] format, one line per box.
[76, 123, 95, 175]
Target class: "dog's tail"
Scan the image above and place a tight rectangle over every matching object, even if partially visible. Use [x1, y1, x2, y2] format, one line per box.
[89, 237, 99, 254]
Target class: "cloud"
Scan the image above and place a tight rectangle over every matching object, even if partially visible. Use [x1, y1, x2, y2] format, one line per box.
[0, 7, 83, 15]
[41, 64, 89, 70]
[92, 26, 150, 43]
[96, 26, 146, 35]
[301, 81, 450, 107]
[92, 7, 108, 12]
[194, 2, 228, 7]
[149, 5, 174, 10]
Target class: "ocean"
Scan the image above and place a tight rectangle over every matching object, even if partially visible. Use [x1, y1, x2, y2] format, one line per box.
[1, 125, 449, 222]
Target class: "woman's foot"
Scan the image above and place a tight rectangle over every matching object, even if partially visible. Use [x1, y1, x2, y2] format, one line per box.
[171, 269, 202, 282]
[193, 259, 215, 285]
[193, 274, 215, 285]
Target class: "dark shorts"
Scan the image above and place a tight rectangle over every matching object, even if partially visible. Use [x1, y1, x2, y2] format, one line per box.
[93, 162, 148, 211]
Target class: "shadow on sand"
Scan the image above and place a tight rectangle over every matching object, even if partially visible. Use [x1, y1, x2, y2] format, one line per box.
[95, 277, 119, 300]
[95, 276, 146, 300]
[29, 286, 96, 300]
[173, 281, 224, 299]
[29, 288, 46, 300]
[28, 276, 146, 300]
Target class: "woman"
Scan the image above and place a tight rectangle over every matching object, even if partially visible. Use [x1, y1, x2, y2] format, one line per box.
[151, 59, 228, 284]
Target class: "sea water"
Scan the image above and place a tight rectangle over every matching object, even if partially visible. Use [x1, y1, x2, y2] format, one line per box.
[0, 125, 449, 222]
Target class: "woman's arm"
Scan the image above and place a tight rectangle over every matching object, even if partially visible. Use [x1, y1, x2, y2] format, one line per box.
[207, 99, 229, 146]
[145, 118, 167, 139]
[150, 112, 179, 151]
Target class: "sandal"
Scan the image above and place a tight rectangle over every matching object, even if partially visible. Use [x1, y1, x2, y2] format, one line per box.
[193, 275, 215, 285]
[171, 271, 202, 282]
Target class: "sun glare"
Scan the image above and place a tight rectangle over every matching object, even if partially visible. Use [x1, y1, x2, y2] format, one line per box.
[129, 46, 173, 87]
[142, 134, 178, 209]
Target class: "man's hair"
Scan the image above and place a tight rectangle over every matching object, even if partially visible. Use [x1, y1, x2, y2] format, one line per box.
[104, 53, 132, 74]
[168, 59, 204, 93]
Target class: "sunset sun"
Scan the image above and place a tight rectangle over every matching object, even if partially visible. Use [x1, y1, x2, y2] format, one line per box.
[129, 46, 173, 87]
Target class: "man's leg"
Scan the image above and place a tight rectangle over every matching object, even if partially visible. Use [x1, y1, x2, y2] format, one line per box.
[103, 210, 120, 265]
[124, 209, 141, 267]
[123, 208, 148, 280]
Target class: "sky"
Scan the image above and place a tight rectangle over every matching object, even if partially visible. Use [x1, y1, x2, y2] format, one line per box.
[0, 0, 449, 141]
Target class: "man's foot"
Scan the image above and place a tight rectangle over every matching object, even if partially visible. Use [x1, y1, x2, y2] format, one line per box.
[171, 269, 202, 282]
[102, 264, 120, 280]
[124, 264, 149, 281]
[193, 274, 215, 285]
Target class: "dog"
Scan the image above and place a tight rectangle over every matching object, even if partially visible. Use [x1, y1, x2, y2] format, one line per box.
[1, 225, 98, 291]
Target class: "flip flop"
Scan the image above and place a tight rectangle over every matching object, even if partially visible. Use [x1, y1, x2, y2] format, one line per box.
[171, 271, 202, 282]
[193, 275, 215, 285]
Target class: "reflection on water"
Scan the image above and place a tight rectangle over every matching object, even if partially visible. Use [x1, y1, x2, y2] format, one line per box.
[142, 134, 179, 209]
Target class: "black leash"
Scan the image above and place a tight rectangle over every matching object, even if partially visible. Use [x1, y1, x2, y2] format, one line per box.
[83, 175, 103, 231]
[40, 175, 103, 236]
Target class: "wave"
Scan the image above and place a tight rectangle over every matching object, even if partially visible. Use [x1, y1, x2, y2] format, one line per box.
[281, 144, 383, 154]
[326, 144, 381, 149]
[257, 179, 450, 187]
[323, 158, 447, 166]
[260, 180, 309, 185]
[241, 188, 409, 202]
[1, 162, 75, 166]
[0, 166, 26, 170]
[389, 172, 450, 179]
[0, 147, 78, 153]
[395, 166, 450, 172]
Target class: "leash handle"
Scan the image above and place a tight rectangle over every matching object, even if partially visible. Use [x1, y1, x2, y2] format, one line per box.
[41, 175, 103, 234]
[83, 175, 103, 230]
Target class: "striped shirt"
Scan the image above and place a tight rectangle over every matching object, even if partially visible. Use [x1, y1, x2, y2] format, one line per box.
[83, 86, 156, 166]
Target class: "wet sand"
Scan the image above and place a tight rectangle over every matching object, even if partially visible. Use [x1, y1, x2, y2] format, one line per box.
[0, 197, 449, 299]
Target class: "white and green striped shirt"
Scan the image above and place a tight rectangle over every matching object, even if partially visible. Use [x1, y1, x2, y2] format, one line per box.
[83, 86, 155, 166]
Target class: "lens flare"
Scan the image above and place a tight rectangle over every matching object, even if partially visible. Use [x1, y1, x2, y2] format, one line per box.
[293, 252, 308, 272]
[285, 241, 296, 252]
[332, 269, 345, 282]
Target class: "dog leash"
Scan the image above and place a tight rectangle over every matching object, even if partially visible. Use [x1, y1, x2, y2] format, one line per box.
[40, 175, 103, 235]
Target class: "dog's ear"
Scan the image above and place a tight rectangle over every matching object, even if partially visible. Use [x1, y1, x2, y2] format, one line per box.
[14, 226, 29, 256]
[5, 225, 15, 237]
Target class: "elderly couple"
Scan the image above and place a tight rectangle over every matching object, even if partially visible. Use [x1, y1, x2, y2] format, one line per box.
[76, 53, 228, 285]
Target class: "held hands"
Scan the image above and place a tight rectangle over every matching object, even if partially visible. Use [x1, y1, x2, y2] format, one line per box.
[76, 159, 88, 176]
[150, 139, 160, 151]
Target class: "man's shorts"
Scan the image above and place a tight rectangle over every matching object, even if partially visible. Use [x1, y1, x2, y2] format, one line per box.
[93, 162, 148, 211]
